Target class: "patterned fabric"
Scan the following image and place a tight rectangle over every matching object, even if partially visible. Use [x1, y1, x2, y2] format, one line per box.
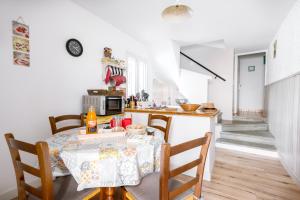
[46, 128, 164, 191]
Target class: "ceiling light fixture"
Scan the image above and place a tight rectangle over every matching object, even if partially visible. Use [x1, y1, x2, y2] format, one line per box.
[161, 2, 193, 23]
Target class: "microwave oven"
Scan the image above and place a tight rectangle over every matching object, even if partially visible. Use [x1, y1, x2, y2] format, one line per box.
[82, 95, 124, 116]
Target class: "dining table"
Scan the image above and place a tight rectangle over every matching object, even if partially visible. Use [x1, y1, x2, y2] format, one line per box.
[45, 126, 165, 199]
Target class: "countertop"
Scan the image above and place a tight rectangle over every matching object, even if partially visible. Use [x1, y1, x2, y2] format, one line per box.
[124, 108, 219, 117]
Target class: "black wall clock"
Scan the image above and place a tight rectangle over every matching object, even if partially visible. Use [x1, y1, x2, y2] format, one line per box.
[66, 39, 83, 57]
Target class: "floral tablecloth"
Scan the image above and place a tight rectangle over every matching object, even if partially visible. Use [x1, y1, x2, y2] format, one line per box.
[46, 127, 164, 191]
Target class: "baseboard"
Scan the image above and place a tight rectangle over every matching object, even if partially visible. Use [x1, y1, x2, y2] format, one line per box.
[0, 188, 18, 200]
[216, 142, 279, 158]
[278, 152, 300, 187]
[0, 179, 40, 200]
[237, 109, 264, 113]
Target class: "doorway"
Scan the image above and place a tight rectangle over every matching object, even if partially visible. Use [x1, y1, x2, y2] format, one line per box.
[235, 52, 266, 118]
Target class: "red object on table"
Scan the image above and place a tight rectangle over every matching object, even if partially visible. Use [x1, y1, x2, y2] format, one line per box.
[110, 118, 132, 128]
[110, 118, 116, 128]
[121, 118, 132, 128]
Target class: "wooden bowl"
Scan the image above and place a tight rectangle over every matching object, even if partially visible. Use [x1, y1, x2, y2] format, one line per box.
[180, 104, 201, 112]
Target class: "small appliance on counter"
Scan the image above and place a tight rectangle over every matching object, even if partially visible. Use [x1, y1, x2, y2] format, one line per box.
[82, 90, 124, 116]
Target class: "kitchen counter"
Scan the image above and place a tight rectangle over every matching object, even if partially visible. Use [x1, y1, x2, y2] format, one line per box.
[124, 108, 219, 117]
[125, 107, 218, 181]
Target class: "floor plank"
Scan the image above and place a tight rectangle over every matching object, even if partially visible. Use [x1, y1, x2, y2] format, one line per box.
[177, 148, 300, 200]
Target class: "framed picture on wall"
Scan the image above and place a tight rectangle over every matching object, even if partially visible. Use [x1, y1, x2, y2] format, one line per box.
[13, 36, 30, 53]
[13, 51, 30, 67]
[12, 18, 30, 67]
[248, 66, 255, 72]
[12, 20, 29, 39]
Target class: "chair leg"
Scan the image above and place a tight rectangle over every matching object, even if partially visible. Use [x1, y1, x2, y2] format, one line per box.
[184, 194, 204, 200]
[121, 187, 136, 200]
[83, 188, 101, 200]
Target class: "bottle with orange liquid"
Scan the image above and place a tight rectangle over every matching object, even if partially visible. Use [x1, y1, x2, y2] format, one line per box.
[86, 106, 97, 134]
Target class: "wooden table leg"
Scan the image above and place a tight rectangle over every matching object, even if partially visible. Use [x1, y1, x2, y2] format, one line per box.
[104, 187, 115, 200]
[99, 188, 104, 200]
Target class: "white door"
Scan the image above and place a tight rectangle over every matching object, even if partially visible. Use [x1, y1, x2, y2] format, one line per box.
[238, 53, 265, 113]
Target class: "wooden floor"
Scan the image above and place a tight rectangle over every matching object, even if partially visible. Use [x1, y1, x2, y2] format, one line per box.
[12, 148, 300, 200]
[178, 148, 300, 200]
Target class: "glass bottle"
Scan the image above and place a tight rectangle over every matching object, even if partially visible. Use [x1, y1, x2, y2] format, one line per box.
[86, 106, 97, 134]
[130, 96, 135, 109]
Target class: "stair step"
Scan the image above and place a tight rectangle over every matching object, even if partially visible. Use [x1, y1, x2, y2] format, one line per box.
[220, 131, 275, 145]
[222, 121, 268, 131]
[233, 115, 266, 122]
[216, 138, 276, 151]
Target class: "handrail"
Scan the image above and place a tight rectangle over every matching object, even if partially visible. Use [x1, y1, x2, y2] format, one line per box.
[180, 52, 226, 81]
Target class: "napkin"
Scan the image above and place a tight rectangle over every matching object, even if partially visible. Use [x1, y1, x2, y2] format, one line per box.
[77, 130, 126, 140]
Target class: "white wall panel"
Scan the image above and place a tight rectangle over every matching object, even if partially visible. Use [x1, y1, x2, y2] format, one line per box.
[267, 75, 300, 184]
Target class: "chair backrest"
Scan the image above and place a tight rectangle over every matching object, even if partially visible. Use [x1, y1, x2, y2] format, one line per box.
[49, 114, 84, 135]
[159, 132, 212, 200]
[5, 133, 53, 200]
[148, 114, 172, 142]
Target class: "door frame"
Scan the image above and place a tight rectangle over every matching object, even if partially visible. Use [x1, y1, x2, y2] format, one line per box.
[233, 50, 268, 115]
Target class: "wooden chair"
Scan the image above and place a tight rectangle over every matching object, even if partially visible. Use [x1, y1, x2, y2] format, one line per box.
[148, 114, 172, 142]
[49, 114, 84, 135]
[123, 132, 212, 200]
[5, 133, 100, 200]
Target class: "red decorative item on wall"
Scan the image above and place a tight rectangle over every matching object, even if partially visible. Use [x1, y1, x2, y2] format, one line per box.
[111, 75, 126, 86]
[105, 67, 111, 84]
[104, 65, 126, 86]
[102, 48, 126, 86]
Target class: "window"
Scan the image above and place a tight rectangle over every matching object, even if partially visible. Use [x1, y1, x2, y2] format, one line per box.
[127, 57, 137, 96]
[138, 61, 147, 92]
[127, 55, 148, 97]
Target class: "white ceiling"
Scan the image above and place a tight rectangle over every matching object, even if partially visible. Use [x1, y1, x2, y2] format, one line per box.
[73, 0, 296, 52]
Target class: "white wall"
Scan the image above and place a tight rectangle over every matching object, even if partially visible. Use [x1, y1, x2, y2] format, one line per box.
[151, 68, 210, 107]
[0, 0, 150, 198]
[238, 54, 265, 112]
[144, 39, 181, 106]
[179, 69, 210, 104]
[148, 39, 181, 86]
[181, 46, 234, 120]
[266, 0, 300, 185]
[266, 0, 300, 85]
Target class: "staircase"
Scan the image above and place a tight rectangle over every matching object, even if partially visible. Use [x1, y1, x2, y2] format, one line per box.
[217, 120, 276, 152]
